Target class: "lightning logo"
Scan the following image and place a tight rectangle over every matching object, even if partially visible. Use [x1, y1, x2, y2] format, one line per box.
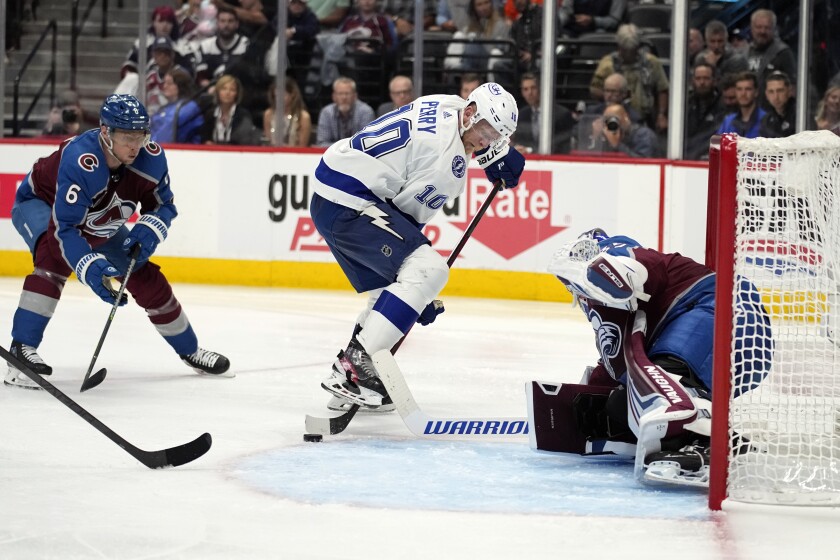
[361, 206, 404, 240]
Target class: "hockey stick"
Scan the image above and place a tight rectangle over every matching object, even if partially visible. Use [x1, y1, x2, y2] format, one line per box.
[372, 349, 529, 438]
[0, 344, 212, 468]
[80, 243, 141, 392]
[305, 180, 505, 436]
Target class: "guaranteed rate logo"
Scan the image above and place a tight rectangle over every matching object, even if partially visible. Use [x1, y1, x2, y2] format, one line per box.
[451, 168, 567, 260]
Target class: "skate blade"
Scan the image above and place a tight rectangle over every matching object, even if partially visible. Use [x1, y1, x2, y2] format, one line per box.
[321, 381, 383, 408]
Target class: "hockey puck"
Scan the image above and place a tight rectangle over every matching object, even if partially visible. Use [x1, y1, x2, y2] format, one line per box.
[303, 433, 323, 443]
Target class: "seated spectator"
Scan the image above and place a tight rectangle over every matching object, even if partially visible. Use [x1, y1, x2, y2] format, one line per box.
[760, 71, 795, 138]
[263, 78, 313, 146]
[381, 0, 435, 39]
[309, 0, 351, 29]
[590, 24, 669, 131]
[199, 74, 261, 145]
[434, 0, 471, 33]
[444, 0, 510, 75]
[194, 6, 250, 87]
[814, 85, 840, 135]
[339, 0, 398, 55]
[284, 0, 320, 84]
[151, 68, 205, 144]
[178, 0, 217, 43]
[688, 28, 705, 68]
[512, 0, 541, 73]
[210, 0, 272, 37]
[40, 90, 92, 139]
[719, 72, 739, 114]
[695, 20, 748, 83]
[747, 9, 796, 106]
[512, 72, 574, 154]
[584, 72, 643, 124]
[730, 27, 749, 56]
[716, 71, 766, 139]
[459, 72, 482, 99]
[377, 75, 414, 117]
[582, 103, 658, 158]
[685, 62, 726, 160]
[119, 6, 194, 80]
[121, 36, 192, 116]
[316, 76, 375, 146]
[558, 0, 626, 38]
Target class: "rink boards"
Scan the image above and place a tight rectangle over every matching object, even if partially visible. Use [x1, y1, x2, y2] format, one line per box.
[0, 140, 709, 301]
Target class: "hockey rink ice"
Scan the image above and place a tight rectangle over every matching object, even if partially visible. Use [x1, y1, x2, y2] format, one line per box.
[1, 277, 838, 560]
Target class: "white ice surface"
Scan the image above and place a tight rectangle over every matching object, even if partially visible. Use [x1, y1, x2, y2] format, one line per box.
[1, 278, 839, 560]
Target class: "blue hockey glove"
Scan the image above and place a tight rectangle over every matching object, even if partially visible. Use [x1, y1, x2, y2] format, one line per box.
[417, 300, 445, 326]
[76, 253, 127, 306]
[123, 214, 168, 262]
[482, 145, 525, 188]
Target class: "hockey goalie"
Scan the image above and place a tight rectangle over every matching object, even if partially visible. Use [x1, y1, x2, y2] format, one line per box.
[527, 229, 773, 487]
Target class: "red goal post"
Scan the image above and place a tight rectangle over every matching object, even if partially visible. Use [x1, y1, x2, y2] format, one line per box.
[707, 131, 840, 510]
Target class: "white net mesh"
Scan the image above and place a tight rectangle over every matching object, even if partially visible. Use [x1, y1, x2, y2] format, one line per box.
[728, 131, 840, 505]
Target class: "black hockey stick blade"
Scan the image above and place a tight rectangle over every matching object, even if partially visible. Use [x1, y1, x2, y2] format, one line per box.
[80, 367, 107, 392]
[304, 404, 360, 436]
[0, 345, 212, 469]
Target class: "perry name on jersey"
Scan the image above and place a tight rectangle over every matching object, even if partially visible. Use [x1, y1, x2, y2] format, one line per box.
[313, 94, 470, 227]
[16, 128, 177, 269]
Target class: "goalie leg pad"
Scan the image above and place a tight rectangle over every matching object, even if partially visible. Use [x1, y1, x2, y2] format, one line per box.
[526, 381, 636, 457]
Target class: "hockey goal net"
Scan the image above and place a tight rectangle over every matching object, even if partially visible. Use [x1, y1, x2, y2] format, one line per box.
[707, 131, 840, 509]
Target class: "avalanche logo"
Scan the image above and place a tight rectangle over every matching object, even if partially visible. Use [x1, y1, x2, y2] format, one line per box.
[588, 308, 622, 375]
[488, 83, 502, 95]
[145, 141, 162, 156]
[451, 155, 466, 178]
[77, 153, 99, 172]
[85, 193, 136, 237]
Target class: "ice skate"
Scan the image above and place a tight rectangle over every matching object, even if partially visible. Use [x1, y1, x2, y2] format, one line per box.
[180, 347, 233, 378]
[321, 338, 391, 408]
[4, 341, 51, 390]
[643, 441, 710, 487]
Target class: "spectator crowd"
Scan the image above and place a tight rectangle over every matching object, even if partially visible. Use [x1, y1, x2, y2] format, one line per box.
[23, 1, 840, 156]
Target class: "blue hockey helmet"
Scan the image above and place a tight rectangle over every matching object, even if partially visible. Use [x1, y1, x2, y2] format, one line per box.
[99, 94, 150, 133]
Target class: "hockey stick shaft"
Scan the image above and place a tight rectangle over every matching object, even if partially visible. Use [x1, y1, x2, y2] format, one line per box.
[305, 181, 504, 435]
[80, 244, 141, 392]
[373, 349, 528, 438]
[0, 345, 212, 468]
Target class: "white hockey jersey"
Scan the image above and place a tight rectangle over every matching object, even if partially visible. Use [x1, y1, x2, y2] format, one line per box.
[312, 94, 469, 226]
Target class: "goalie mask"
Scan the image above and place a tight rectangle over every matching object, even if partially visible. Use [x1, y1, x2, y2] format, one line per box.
[465, 83, 518, 141]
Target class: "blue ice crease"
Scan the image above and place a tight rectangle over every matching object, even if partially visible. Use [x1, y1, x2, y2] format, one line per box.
[234, 440, 710, 520]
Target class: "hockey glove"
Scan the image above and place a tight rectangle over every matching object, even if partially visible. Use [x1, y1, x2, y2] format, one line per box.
[76, 253, 127, 306]
[417, 299, 445, 326]
[482, 145, 525, 189]
[123, 214, 168, 262]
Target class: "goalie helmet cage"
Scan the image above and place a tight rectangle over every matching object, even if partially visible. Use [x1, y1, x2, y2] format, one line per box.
[707, 131, 840, 510]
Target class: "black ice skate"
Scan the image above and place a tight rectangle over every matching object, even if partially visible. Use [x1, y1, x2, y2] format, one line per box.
[180, 348, 233, 378]
[643, 441, 711, 487]
[4, 341, 51, 390]
[321, 338, 391, 408]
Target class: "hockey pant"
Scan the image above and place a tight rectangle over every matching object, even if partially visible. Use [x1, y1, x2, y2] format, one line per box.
[11, 223, 198, 356]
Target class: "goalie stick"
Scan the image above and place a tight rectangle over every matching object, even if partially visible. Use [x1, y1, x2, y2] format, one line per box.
[304, 180, 505, 436]
[81, 243, 142, 392]
[372, 349, 529, 438]
[1, 344, 212, 469]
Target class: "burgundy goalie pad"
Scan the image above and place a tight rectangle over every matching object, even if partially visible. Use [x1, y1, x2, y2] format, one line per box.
[526, 381, 635, 456]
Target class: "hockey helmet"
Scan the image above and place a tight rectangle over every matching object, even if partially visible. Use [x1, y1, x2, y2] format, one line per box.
[100, 94, 150, 133]
[578, 228, 609, 243]
[465, 83, 518, 140]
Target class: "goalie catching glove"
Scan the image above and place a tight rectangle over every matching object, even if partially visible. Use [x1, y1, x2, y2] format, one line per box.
[548, 237, 650, 311]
